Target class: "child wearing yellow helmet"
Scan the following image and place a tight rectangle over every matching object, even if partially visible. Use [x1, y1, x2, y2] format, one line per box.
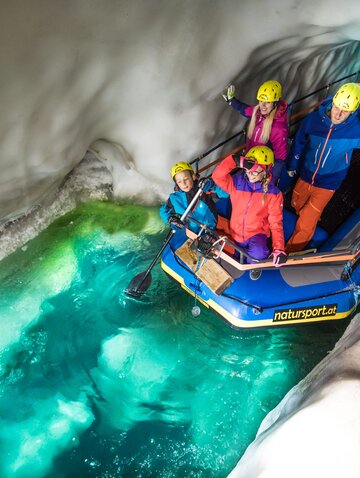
[222, 80, 289, 184]
[160, 161, 229, 233]
[212, 146, 286, 279]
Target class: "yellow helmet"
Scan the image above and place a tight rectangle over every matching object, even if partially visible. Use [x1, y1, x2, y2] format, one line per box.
[333, 83, 360, 112]
[245, 146, 274, 169]
[257, 80, 282, 102]
[171, 162, 194, 179]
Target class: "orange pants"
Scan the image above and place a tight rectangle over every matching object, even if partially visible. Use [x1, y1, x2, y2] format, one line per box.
[286, 178, 334, 253]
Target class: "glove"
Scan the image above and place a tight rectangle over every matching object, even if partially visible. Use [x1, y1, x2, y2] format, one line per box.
[270, 249, 287, 267]
[168, 215, 183, 229]
[287, 170, 296, 178]
[222, 84, 235, 103]
[198, 177, 212, 191]
[232, 152, 242, 168]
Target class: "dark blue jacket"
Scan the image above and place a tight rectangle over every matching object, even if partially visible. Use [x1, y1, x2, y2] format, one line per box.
[160, 179, 229, 232]
[287, 97, 360, 190]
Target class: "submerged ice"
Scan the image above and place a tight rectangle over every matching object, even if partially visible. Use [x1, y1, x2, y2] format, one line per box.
[0, 202, 351, 477]
[2, 394, 94, 477]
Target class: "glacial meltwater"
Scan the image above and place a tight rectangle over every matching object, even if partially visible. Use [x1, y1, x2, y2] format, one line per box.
[0, 201, 350, 478]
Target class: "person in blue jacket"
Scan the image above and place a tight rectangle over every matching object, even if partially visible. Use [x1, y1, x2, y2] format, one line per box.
[286, 82, 360, 252]
[160, 162, 229, 233]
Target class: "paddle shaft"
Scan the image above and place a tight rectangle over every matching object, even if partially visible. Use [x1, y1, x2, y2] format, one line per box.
[127, 184, 206, 295]
[141, 185, 205, 282]
[136, 228, 175, 289]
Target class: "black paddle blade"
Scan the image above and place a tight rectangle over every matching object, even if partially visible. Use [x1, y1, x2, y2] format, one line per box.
[125, 271, 152, 298]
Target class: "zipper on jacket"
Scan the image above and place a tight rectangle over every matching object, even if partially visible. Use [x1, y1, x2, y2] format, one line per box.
[254, 128, 260, 142]
[311, 124, 333, 185]
[253, 113, 264, 142]
[242, 193, 252, 241]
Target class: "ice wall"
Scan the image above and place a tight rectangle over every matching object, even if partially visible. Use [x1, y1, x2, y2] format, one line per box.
[0, 0, 359, 225]
[228, 312, 360, 478]
[0, 1, 360, 476]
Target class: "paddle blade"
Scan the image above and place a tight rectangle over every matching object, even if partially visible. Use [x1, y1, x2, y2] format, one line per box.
[125, 271, 152, 298]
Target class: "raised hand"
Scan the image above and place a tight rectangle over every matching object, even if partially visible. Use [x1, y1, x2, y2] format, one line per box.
[222, 84, 235, 103]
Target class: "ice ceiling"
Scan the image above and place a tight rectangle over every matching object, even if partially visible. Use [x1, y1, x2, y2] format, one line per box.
[0, 0, 360, 476]
[0, 0, 359, 224]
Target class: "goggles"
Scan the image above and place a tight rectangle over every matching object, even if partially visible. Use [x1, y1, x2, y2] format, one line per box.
[239, 156, 267, 173]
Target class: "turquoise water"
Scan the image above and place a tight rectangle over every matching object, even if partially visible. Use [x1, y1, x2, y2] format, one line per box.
[0, 202, 350, 478]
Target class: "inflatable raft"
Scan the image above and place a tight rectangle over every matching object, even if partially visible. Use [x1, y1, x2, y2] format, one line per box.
[160, 203, 360, 329]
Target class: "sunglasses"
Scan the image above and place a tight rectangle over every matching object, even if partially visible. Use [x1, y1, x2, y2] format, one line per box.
[246, 168, 264, 177]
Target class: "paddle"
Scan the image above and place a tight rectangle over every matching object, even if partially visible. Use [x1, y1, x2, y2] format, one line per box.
[125, 182, 208, 298]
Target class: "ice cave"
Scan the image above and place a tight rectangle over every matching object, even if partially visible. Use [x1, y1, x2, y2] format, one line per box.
[0, 1, 359, 477]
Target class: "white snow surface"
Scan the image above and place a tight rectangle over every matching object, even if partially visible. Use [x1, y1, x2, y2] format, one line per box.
[0, 1, 360, 477]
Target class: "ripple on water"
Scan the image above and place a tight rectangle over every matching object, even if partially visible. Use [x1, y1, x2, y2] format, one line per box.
[0, 202, 350, 478]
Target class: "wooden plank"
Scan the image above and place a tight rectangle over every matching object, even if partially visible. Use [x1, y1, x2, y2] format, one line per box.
[196, 259, 234, 295]
[175, 239, 200, 272]
[175, 240, 233, 295]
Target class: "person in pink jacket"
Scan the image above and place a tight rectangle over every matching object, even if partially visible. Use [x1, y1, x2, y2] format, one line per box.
[212, 145, 286, 280]
[222, 80, 289, 184]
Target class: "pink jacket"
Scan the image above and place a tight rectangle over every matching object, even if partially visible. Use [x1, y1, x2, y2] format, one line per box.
[229, 98, 289, 161]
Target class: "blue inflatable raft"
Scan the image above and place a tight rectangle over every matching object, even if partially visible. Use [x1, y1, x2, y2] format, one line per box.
[161, 203, 360, 328]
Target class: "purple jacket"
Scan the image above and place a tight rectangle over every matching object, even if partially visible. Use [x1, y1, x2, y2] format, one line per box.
[229, 98, 289, 161]
[212, 154, 285, 250]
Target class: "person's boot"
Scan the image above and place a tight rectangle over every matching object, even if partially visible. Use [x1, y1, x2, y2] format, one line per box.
[250, 269, 262, 281]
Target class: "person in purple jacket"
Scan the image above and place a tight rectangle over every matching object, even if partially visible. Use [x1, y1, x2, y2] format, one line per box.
[222, 80, 289, 184]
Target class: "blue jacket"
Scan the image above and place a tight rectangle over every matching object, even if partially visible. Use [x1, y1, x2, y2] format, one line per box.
[287, 97, 360, 190]
[160, 179, 229, 232]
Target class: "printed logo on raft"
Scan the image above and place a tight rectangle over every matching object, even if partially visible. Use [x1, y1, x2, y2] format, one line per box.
[273, 304, 338, 322]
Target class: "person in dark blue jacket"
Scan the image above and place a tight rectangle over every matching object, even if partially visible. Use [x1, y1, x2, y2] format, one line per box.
[160, 162, 229, 233]
[286, 82, 360, 252]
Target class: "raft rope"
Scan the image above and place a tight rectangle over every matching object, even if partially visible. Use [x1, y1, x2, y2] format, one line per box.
[190, 231, 228, 315]
[192, 256, 204, 317]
